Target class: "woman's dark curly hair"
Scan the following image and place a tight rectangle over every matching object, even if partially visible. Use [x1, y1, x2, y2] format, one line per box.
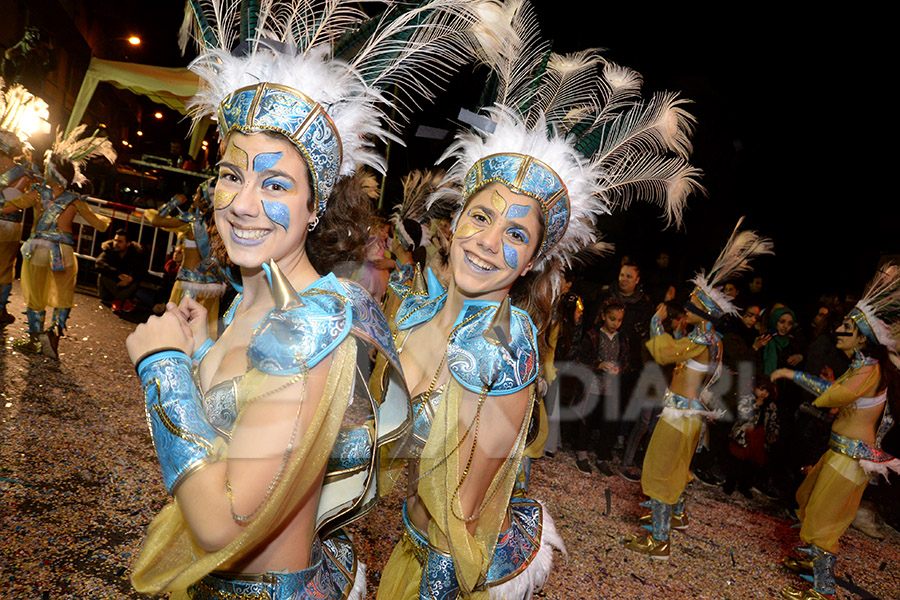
[206, 131, 372, 278]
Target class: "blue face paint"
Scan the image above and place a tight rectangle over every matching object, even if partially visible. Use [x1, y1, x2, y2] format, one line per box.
[253, 152, 283, 172]
[263, 177, 294, 192]
[503, 242, 518, 269]
[505, 204, 531, 219]
[261, 200, 291, 231]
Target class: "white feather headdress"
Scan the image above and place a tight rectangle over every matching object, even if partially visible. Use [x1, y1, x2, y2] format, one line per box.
[690, 217, 774, 318]
[181, 0, 485, 214]
[0, 80, 50, 151]
[429, 0, 704, 269]
[392, 168, 454, 249]
[850, 264, 900, 351]
[43, 124, 117, 187]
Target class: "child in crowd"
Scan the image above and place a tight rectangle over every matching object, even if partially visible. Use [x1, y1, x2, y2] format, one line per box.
[574, 297, 628, 474]
[723, 376, 779, 497]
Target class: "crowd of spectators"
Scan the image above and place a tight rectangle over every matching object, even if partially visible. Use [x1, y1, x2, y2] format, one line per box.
[545, 251, 900, 540]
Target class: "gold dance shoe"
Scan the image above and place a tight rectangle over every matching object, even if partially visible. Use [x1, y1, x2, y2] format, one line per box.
[782, 554, 814, 573]
[639, 512, 688, 530]
[622, 534, 669, 560]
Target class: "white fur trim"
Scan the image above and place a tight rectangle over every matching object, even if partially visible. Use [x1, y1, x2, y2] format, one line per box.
[690, 273, 738, 317]
[348, 560, 366, 600]
[181, 281, 227, 298]
[661, 406, 726, 421]
[860, 458, 900, 481]
[488, 500, 566, 600]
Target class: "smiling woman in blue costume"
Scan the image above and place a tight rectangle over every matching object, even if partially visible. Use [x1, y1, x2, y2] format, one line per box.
[374, 2, 704, 597]
[124, 1, 484, 598]
[772, 265, 900, 600]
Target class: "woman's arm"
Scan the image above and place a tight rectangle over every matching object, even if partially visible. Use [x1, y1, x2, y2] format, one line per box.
[812, 364, 881, 409]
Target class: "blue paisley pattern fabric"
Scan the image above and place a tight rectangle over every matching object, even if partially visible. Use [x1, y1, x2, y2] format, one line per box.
[138, 351, 219, 493]
[327, 427, 374, 473]
[447, 300, 538, 395]
[187, 534, 357, 600]
[393, 267, 447, 331]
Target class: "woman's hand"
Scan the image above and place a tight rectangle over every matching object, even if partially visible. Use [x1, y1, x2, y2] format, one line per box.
[770, 368, 794, 382]
[173, 296, 209, 354]
[752, 333, 773, 351]
[787, 353, 803, 366]
[126, 309, 193, 365]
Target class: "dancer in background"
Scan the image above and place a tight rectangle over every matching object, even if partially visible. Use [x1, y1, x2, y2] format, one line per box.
[3, 125, 114, 358]
[624, 220, 772, 559]
[773, 265, 900, 600]
[143, 178, 226, 337]
[0, 80, 48, 324]
[376, 1, 703, 596]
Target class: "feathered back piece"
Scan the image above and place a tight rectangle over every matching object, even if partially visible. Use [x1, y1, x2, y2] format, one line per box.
[392, 168, 454, 249]
[429, 0, 704, 268]
[850, 264, 900, 351]
[181, 0, 485, 216]
[43, 124, 117, 187]
[690, 217, 774, 318]
[0, 80, 50, 153]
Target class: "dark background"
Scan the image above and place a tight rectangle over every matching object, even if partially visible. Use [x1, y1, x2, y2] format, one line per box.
[9, 0, 891, 312]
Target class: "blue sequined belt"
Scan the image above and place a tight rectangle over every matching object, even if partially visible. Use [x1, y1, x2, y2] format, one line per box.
[402, 497, 543, 592]
[662, 388, 704, 411]
[187, 535, 357, 600]
[828, 431, 893, 463]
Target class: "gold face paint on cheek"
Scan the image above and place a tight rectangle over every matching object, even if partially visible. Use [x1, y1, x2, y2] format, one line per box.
[491, 190, 507, 213]
[455, 223, 479, 239]
[214, 189, 237, 210]
[229, 144, 249, 170]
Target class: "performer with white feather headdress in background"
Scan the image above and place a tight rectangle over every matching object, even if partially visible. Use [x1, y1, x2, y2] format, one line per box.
[374, 1, 703, 597]
[772, 264, 900, 600]
[123, 0, 495, 599]
[623, 218, 773, 560]
[0, 79, 49, 325]
[3, 125, 114, 358]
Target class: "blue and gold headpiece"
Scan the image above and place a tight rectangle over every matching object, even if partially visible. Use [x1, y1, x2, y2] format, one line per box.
[463, 153, 569, 258]
[217, 83, 342, 216]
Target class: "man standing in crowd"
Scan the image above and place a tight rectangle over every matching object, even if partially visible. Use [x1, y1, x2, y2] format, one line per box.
[96, 228, 143, 313]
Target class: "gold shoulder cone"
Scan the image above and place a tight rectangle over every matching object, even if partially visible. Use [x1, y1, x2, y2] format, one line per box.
[411, 264, 427, 295]
[266, 259, 305, 310]
[483, 295, 514, 356]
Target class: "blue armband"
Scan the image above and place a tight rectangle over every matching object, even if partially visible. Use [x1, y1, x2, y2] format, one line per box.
[192, 337, 215, 363]
[792, 370, 832, 396]
[650, 315, 664, 337]
[138, 350, 219, 494]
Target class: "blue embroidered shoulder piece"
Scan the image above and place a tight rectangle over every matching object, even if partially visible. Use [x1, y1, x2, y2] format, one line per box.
[394, 267, 447, 331]
[337, 278, 404, 379]
[247, 273, 352, 376]
[688, 321, 721, 345]
[447, 300, 538, 395]
[387, 263, 414, 288]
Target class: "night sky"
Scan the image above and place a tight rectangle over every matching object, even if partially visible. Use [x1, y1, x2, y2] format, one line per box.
[85, 2, 891, 311]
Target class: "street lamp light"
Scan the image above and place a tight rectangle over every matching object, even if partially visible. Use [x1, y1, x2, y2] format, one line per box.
[128, 36, 141, 46]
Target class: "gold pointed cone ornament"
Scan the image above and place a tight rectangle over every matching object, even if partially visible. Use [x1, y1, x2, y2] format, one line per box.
[482, 295, 514, 357]
[265, 259, 305, 310]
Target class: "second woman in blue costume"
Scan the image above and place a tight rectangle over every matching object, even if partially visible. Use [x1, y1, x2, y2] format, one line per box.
[376, 2, 704, 597]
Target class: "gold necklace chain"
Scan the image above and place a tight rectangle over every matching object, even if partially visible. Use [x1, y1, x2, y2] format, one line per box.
[225, 363, 309, 524]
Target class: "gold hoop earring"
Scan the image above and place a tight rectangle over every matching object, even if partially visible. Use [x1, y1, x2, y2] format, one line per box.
[308, 216, 320, 232]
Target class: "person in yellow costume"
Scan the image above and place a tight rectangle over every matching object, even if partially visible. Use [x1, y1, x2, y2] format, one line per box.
[142, 178, 226, 338]
[1, 81, 49, 325]
[2, 125, 114, 358]
[624, 220, 773, 560]
[772, 265, 900, 600]
[122, 1, 490, 599]
[376, 2, 704, 597]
